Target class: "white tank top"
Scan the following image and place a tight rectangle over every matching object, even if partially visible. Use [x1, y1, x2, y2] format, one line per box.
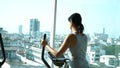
[69, 33, 89, 68]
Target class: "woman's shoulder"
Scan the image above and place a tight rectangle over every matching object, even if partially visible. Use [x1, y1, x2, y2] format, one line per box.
[65, 33, 76, 40]
[66, 33, 87, 39]
[68, 33, 76, 37]
[66, 33, 77, 47]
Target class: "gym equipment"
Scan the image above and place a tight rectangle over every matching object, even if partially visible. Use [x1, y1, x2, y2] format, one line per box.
[41, 34, 69, 68]
[0, 33, 6, 67]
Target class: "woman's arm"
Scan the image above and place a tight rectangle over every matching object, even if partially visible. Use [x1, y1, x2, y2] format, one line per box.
[42, 34, 77, 57]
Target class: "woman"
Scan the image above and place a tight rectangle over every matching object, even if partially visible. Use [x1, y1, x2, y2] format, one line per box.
[41, 13, 89, 68]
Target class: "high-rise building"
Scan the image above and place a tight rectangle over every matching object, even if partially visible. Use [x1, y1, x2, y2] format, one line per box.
[30, 19, 40, 38]
[19, 25, 23, 34]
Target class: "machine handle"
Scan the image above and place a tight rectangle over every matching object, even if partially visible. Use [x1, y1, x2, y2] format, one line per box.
[0, 33, 6, 67]
[43, 34, 46, 40]
[41, 34, 51, 68]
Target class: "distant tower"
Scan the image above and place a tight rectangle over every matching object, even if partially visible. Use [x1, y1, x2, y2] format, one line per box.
[103, 28, 105, 34]
[30, 18, 40, 38]
[19, 25, 23, 34]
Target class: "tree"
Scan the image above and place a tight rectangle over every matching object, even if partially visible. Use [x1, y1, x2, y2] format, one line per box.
[103, 45, 115, 55]
[103, 45, 120, 67]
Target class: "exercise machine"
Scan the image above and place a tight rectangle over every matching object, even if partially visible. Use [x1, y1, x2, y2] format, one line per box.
[0, 33, 6, 67]
[41, 34, 69, 68]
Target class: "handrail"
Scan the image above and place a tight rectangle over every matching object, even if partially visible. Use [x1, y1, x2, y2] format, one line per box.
[0, 33, 6, 67]
[41, 34, 51, 68]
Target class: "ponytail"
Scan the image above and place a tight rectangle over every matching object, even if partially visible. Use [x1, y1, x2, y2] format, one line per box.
[78, 24, 84, 33]
[68, 13, 84, 33]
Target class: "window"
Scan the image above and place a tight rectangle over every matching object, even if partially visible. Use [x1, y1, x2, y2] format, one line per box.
[0, 0, 120, 68]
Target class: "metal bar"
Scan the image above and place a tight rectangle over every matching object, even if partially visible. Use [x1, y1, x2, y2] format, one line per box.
[50, 0, 57, 68]
[41, 34, 51, 68]
[0, 33, 6, 67]
[42, 46, 51, 68]
[50, 0, 57, 48]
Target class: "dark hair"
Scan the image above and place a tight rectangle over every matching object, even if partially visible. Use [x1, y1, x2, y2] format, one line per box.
[68, 13, 84, 33]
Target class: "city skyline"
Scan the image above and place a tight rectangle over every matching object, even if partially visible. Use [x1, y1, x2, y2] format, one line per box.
[0, 0, 120, 38]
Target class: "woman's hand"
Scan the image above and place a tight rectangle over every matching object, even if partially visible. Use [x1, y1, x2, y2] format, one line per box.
[41, 40, 48, 46]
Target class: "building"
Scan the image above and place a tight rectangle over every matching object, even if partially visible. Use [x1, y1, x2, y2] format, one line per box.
[30, 19, 40, 38]
[94, 28, 108, 42]
[0, 28, 8, 34]
[87, 40, 106, 63]
[0, 33, 46, 68]
[1, 34, 22, 61]
[87, 45, 106, 63]
[19, 25, 23, 35]
[100, 55, 116, 67]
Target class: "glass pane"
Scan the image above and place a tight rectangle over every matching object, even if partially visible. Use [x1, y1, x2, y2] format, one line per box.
[55, 0, 120, 68]
[0, 0, 53, 68]
[0, 0, 120, 68]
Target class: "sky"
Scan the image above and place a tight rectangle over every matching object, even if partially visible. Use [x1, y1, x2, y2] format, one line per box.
[0, 0, 120, 38]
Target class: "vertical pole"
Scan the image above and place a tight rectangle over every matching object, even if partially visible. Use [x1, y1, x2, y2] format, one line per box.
[50, 0, 57, 47]
[50, 0, 57, 68]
